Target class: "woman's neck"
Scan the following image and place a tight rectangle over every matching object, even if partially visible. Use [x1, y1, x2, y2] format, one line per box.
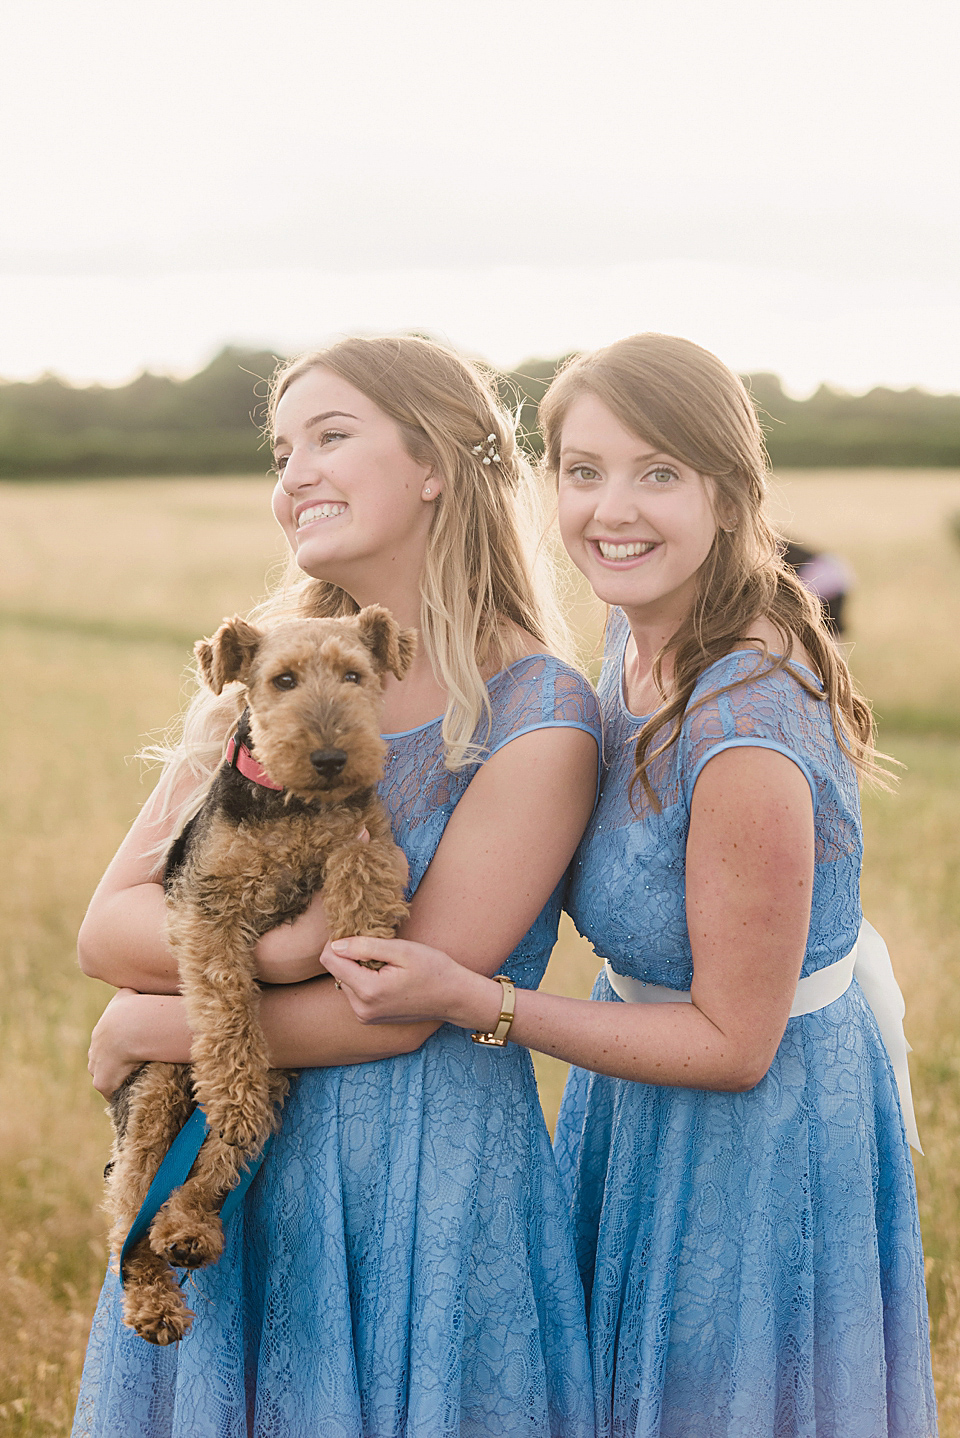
[339, 569, 423, 634]
[622, 625, 676, 718]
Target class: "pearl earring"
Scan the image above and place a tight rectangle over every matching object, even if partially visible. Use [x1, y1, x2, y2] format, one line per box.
[424, 486, 432, 498]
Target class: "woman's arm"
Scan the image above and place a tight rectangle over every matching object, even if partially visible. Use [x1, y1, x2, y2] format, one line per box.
[325, 746, 816, 1093]
[78, 770, 340, 992]
[87, 725, 598, 1093]
[77, 776, 189, 994]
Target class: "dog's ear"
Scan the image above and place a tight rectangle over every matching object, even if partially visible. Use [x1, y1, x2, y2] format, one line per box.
[195, 617, 263, 694]
[355, 605, 418, 681]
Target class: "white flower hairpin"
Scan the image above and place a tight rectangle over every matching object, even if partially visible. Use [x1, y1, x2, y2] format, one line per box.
[472, 434, 501, 466]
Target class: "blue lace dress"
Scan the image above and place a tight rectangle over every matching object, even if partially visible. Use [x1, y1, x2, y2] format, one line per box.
[554, 609, 936, 1438]
[74, 655, 601, 1438]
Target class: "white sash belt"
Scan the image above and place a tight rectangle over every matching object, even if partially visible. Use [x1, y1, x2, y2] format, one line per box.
[603, 918, 921, 1152]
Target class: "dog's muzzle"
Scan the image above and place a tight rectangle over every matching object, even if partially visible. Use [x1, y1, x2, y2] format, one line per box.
[310, 748, 348, 782]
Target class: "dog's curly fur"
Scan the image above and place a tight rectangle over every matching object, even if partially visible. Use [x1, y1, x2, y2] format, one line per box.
[104, 605, 415, 1345]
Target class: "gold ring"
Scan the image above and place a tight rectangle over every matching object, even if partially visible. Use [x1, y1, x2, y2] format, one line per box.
[334, 978, 342, 990]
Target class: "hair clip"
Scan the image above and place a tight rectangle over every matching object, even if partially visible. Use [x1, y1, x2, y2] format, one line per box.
[472, 434, 501, 466]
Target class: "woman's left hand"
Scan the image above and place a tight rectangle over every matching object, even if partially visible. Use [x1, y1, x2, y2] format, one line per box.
[87, 989, 192, 1097]
[88, 989, 149, 1096]
[322, 937, 502, 1031]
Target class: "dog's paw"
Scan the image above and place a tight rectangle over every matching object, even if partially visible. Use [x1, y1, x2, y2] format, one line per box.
[149, 1205, 224, 1270]
[123, 1281, 195, 1346]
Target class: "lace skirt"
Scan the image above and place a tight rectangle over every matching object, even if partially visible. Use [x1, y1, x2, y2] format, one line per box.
[554, 972, 937, 1438]
[74, 1027, 595, 1438]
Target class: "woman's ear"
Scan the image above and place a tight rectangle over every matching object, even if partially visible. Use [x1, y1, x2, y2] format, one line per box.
[707, 477, 738, 533]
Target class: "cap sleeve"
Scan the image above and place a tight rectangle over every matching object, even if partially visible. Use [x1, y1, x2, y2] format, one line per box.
[678, 654, 823, 815]
[485, 655, 601, 761]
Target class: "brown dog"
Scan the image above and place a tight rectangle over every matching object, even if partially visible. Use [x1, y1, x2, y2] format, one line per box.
[105, 605, 415, 1345]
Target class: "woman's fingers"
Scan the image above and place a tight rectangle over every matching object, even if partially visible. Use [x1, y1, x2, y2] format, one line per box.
[322, 946, 392, 1023]
[329, 935, 402, 968]
[322, 937, 447, 1024]
[87, 988, 142, 1096]
[321, 937, 489, 1029]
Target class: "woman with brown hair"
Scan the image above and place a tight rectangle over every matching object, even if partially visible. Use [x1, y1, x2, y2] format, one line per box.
[74, 336, 600, 1436]
[326, 334, 936, 1436]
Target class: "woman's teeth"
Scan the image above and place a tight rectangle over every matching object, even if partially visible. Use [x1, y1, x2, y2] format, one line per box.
[597, 540, 656, 560]
[297, 503, 347, 529]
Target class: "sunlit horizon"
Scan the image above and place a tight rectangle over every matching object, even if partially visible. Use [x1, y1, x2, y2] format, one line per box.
[2, 0, 956, 397]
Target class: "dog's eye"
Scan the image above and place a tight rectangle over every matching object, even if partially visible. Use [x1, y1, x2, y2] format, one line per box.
[272, 672, 297, 691]
[342, 671, 362, 684]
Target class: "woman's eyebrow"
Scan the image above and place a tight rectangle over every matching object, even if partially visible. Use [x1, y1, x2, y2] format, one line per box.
[562, 445, 670, 464]
[273, 411, 360, 449]
[305, 410, 359, 429]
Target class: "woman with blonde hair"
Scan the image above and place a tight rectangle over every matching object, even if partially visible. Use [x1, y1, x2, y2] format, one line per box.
[74, 335, 600, 1437]
[325, 334, 937, 1436]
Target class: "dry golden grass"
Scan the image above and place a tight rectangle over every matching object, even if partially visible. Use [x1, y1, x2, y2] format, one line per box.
[1, 471, 958, 1433]
[766, 469, 960, 721]
[0, 477, 288, 643]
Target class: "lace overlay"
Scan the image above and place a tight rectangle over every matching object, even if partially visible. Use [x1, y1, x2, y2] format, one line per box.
[73, 655, 601, 1438]
[555, 609, 936, 1438]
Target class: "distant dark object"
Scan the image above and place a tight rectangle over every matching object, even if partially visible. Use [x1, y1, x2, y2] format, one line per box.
[782, 540, 854, 635]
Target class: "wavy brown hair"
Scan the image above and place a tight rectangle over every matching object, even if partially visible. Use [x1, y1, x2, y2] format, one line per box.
[268, 335, 570, 769]
[539, 332, 886, 808]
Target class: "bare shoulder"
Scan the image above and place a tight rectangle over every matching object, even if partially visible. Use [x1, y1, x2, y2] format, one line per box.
[487, 622, 558, 671]
[738, 617, 819, 680]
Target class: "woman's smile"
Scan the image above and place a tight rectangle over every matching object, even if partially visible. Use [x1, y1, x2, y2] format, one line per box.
[557, 392, 719, 624]
[589, 537, 661, 565]
[294, 499, 349, 531]
[271, 367, 436, 600]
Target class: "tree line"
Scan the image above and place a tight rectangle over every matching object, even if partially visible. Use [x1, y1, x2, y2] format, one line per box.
[1, 346, 959, 479]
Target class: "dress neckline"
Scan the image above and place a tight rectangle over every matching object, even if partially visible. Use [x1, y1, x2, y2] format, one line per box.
[381, 651, 556, 740]
[615, 611, 823, 728]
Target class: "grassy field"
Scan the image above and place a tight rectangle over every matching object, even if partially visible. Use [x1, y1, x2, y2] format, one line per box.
[1, 471, 959, 1433]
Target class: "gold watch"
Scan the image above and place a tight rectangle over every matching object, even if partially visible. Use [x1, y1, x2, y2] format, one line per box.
[471, 975, 516, 1047]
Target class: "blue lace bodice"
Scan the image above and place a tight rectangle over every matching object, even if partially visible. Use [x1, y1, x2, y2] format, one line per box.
[384, 651, 601, 988]
[567, 607, 863, 988]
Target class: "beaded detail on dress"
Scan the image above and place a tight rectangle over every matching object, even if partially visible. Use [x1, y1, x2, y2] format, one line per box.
[73, 654, 601, 1438]
[555, 608, 936, 1438]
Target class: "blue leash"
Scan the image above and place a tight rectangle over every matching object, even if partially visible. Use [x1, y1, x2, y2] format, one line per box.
[119, 1106, 272, 1285]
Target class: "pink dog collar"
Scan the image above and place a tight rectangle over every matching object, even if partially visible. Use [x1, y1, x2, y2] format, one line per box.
[226, 734, 284, 791]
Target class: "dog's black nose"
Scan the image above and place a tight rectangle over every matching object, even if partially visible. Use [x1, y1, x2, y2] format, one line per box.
[310, 748, 348, 781]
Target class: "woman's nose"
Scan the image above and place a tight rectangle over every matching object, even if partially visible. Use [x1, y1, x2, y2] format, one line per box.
[279, 448, 317, 494]
[593, 477, 639, 529]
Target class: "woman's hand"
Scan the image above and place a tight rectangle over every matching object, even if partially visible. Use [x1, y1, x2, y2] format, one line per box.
[87, 990, 193, 1097]
[322, 937, 504, 1032]
[254, 830, 371, 985]
[88, 989, 149, 1097]
[255, 888, 331, 984]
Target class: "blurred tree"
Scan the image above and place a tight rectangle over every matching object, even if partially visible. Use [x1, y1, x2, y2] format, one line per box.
[2, 348, 959, 479]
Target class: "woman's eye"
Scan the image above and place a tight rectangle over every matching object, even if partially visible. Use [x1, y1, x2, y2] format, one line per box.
[566, 465, 600, 483]
[319, 430, 348, 446]
[272, 672, 297, 690]
[647, 466, 678, 484]
[342, 671, 362, 684]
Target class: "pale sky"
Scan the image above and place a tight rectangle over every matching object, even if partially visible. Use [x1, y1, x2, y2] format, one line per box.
[1, 0, 957, 391]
